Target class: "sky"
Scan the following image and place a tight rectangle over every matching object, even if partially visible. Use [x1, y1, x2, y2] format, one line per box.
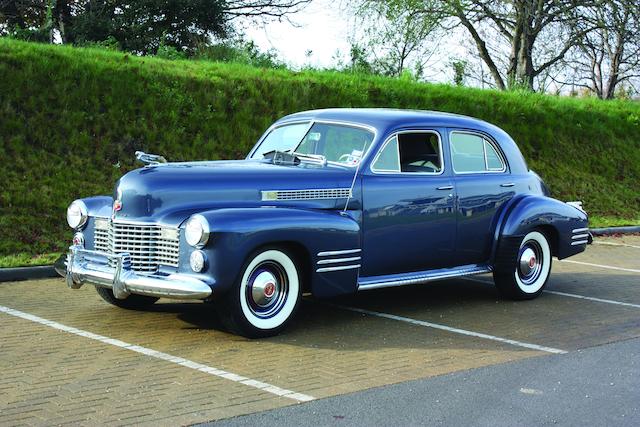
[240, 0, 467, 84]
[242, 0, 354, 69]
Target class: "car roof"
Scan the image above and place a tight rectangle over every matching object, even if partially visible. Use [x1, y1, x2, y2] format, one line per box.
[276, 108, 528, 175]
[279, 108, 499, 133]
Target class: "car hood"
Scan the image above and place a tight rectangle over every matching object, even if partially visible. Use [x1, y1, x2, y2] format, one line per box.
[111, 159, 358, 225]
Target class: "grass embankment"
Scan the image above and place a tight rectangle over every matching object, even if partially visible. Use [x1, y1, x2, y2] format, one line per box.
[0, 39, 639, 267]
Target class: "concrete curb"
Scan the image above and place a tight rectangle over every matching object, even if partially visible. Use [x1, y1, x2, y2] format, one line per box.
[590, 226, 640, 236]
[0, 265, 59, 282]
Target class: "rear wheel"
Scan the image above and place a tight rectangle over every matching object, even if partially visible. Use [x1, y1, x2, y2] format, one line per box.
[493, 231, 552, 300]
[95, 287, 159, 309]
[218, 248, 301, 338]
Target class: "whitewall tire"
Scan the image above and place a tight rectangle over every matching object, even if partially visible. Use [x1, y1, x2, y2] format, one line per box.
[219, 248, 301, 338]
[494, 230, 552, 300]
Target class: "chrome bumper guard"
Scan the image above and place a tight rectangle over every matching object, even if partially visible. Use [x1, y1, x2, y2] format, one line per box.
[65, 246, 212, 300]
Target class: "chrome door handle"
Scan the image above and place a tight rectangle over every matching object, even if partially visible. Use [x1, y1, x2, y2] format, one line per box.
[437, 185, 453, 190]
[500, 183, 515, 187]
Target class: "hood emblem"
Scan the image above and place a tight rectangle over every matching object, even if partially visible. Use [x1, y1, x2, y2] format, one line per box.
[112, 199, 122, 220]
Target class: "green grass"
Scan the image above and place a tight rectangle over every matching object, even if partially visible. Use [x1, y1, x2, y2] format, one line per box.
[0, 39, 639, 264]
[589, 216, 640, 228]
[0, 253, 60, 268]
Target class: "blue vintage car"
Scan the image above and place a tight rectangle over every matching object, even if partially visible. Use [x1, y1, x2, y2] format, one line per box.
[61, 109, 591, 337]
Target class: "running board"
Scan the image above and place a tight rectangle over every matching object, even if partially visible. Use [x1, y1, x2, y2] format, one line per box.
[357, 264, 492, 291]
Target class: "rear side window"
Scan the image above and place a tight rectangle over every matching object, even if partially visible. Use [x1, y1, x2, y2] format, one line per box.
[450, 132, 506, 173]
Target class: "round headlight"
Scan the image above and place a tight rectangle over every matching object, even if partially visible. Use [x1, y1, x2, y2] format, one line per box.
[67, 200, 88, 229]
[190, 250, 206, 273]
[184, 215, 210, 247]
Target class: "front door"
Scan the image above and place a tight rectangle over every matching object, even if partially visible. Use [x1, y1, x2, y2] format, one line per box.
[361, 129, 456, 277]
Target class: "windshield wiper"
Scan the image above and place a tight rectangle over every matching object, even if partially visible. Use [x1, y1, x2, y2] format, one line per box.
[291, 152, 327, 166]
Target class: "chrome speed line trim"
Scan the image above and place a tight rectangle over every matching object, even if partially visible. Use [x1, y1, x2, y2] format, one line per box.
[316, 264, 361, 273]
[572, 228, 589, 233]
[358, 265, 492, 291]
[572, 234, 590, 240]
[261, 188, 352, 201]
[317, 256, 362, 265]
[317, 249, 362, 257]
[571, 240, 589, 246]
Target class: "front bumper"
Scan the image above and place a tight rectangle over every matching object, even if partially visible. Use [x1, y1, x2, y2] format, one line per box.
[63, 246, 212, 300]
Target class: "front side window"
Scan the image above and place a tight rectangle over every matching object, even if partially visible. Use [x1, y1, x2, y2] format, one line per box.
[450, 132, 506, 173]
[251, 122, 375, 166]
[372, 131, 443, 174]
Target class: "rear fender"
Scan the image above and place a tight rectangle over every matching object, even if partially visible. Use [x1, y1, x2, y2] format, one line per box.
[495, 195, 588, 261]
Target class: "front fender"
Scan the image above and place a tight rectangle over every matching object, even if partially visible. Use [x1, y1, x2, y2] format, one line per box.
[81, 196, 113, 217]
[498, 195, 588, 260]
[194, 208, 361, 298]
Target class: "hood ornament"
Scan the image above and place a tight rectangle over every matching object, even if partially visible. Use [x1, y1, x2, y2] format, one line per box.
[135, 151, 167, 166]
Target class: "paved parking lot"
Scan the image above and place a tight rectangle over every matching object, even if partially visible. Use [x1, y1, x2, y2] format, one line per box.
[1, 236, 639, 426]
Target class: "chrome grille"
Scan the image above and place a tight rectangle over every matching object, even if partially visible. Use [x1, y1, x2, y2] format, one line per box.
[94, 218, 180, 272]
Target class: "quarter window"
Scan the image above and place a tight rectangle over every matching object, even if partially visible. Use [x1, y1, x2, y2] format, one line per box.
[450, 132, 505, 173]
[372, 131, 443, 174]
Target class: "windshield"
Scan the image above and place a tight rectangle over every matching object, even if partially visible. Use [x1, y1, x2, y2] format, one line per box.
[250, 122, 375, 166]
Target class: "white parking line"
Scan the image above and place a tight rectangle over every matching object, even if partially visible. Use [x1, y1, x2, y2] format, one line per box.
[593, 241, 640, 250]
[559, 259, 640, 273]
[332, 304, 567, 354]
[0, 305, 314, 403]
[463, 277, 640, 310]
[544, 291, 640, 309]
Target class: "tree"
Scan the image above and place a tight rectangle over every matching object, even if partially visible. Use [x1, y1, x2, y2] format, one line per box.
[355, 0, 601, 91]
[353, 0, 442, 78]
[570, 0, 640, 99]
[1, 0, 311, 54]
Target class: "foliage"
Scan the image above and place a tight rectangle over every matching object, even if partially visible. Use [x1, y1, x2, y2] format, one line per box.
[66, 0, 228, 54]
[0, 39, 639, 260]
[451, 59, 467, 86]
[0, 0, 310, 55]
[193, 38, 285, 68]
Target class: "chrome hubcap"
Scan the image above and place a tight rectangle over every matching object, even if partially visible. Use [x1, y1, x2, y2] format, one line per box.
[246, 262, 288, 318]
[518, 241, 543, 285]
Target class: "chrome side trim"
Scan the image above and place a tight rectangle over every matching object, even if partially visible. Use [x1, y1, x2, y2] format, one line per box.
[317, 249, 362, 257]
[572, 227, 589, 233]
[317, 256, 362, 265]
[358, 264, 492, 291]
[261, 188, 352, 201]
[571, 240, 589, 246]
[316, 264, 361, 273]
[572, 234, 590, 240]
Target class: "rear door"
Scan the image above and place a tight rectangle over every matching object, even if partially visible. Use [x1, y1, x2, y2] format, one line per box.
[448, 130, 519, 265]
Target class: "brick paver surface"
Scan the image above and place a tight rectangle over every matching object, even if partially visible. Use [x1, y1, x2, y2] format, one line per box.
[0, 237, 638, 425]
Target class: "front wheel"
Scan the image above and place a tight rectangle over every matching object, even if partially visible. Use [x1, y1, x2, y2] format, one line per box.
[493, 231, 552, 300]
[218, 248, 301, 338]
